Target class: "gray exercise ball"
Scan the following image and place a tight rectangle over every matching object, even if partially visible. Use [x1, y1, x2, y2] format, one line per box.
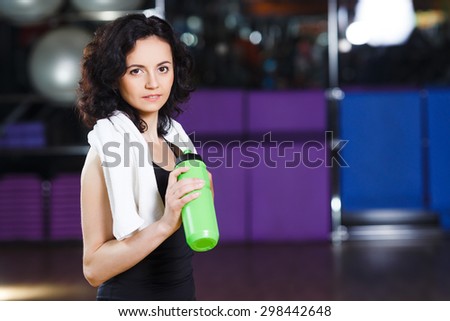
[0, 0, 64, 26]
[29, 27, 92, 105]
[70, 0, 144, 11]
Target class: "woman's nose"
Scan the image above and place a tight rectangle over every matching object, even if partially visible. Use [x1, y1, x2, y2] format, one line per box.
[145, 73, 159, 89]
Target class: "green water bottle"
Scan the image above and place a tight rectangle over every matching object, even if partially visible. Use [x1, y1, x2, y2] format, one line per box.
[175, 150, 219, 252]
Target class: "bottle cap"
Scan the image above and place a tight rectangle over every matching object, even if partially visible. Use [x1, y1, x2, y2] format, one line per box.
[175, 150, 203, 165]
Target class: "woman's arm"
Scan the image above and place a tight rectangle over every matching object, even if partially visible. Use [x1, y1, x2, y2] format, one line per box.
[80, 148, 203, 287]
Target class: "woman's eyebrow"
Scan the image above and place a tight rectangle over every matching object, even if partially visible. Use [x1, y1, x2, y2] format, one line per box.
[157, 61, 172, 66]
[126, 64, 146, 69]
[125, 61, 172, 69]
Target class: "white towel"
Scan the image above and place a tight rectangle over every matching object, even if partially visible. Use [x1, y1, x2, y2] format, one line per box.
[87, 110, 195, 240]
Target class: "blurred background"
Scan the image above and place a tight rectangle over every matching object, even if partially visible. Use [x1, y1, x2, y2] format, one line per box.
[1, 0, 450, 300]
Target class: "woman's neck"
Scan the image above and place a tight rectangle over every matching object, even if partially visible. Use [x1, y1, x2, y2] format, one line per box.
[141, 112, 159, 142]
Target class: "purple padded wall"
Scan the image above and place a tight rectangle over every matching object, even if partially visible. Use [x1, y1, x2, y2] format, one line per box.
[248, 90, 326, 133]
[179, 90, 330, 242]
[0, 174, 44, 240]
[179, 90, 248, 242]
[199, 145, 247, 242]
[50, 174, 82, 240]
[249, 141, 330, 241]
[178, 90, 245, 135]
[248, 91, 329, 241]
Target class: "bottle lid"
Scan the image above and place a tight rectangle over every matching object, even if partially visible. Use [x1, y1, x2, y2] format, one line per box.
[175, 151, 203, 165]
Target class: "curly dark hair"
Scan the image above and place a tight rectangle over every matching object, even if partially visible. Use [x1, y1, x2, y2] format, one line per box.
[77, 14, 195, 135]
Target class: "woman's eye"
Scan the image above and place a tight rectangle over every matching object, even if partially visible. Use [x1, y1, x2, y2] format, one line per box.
[130, 68, 143, 75]
[158, 66, 169, 73]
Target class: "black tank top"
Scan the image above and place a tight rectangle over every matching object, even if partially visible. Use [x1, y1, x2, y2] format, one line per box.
[96, 142, 195, 301]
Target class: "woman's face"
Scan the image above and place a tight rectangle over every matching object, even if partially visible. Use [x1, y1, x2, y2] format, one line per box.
[118, 36, 174, 122]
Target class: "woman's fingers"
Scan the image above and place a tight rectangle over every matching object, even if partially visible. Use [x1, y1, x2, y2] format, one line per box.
[178, 190, 201, 206]
[165, 185, 201, 213]
[173, 179, 204, 197]
[161, 167, 204, 231]
[167, 166, 189, 187]
[166, 168, 204, 211]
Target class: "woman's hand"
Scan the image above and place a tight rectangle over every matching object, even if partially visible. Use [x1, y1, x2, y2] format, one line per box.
[160, 166, 204, 232]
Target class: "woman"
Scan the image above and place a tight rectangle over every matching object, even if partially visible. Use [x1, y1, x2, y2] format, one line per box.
[77, 14, 206, 300]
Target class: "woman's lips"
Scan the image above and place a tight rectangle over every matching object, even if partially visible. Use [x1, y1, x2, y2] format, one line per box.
[142, 94, 161, 102]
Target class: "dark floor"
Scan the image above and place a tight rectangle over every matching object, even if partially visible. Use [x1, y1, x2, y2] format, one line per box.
[1, 238, 450, 301]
